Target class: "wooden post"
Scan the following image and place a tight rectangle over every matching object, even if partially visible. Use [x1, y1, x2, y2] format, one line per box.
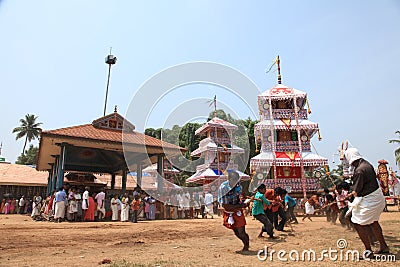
[52, 156, 59, 191]
[293, 97, 306, 198]
[267, 96, 277, 187]
[122, 170, 127, 195]
[46, 170, 52, 196]
[47, 163, 54, 195]
[52, 159, 58, 192]
[137, 163, 142, 188]
[157, 155, 163, 193]
[56, 144, 67, 190]
[111, 173, 116, 190]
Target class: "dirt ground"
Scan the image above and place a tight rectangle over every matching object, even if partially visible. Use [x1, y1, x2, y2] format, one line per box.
[0, 207, 399, 267]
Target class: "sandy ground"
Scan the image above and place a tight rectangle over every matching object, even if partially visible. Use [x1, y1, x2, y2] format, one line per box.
[0, 207, 399, 267]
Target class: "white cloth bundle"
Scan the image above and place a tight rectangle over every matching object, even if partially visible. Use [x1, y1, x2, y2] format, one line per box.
[346, 196, 362, 218]
[305, 202, 314, 215]
[226, 211, 235, 225]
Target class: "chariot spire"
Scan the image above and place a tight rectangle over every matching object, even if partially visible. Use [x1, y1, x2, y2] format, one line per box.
[277, 55, 281, 84]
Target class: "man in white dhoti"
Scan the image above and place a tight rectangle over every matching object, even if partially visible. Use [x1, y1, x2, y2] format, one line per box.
[111, 194, 119, 221]
[176, 192, 184, 219]
[121, 195, 129, 222]
[82, 187, 90, 219]
[95, 188, 106, 221]
[204, 191, 214, 219]
[344, 148, 389, 256]
[54, 187, 67, 223]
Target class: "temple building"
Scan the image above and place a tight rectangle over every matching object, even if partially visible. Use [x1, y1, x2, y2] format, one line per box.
[36, 107, 185, 195]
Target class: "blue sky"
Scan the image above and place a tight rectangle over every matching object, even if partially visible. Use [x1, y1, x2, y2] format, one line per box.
[0, 0, 399, 171]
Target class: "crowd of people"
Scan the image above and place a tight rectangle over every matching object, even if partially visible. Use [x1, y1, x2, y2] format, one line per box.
[0, 148, 392, 258]
[0, 185, 227, 223]
[218, 149, 390, 259]
[0, 195, 36, 215]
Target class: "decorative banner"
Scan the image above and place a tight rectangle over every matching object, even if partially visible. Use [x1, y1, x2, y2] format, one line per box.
[276, 166, 301, 178]
[285, 152, 297, 161]
[280, 118, 291, 128]
[270, 86, 293, 95]
[264, 178, 319, 191]
[377, 160, 389, 196]
[275, 151, 300, 160]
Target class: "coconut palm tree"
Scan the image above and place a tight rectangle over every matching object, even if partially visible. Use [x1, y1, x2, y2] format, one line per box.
[389, 130, 400, 166]
[12, 114, 42, 154]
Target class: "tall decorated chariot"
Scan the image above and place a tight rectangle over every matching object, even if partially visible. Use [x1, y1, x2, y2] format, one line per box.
[250, 56, 328, 197]
[186, 106, 250, 193]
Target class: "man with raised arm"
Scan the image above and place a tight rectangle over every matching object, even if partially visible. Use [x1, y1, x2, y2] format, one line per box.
[218, 171, 249, 252]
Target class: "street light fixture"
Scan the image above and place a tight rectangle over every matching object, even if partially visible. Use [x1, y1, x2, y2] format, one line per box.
[103, 48, 117, 116]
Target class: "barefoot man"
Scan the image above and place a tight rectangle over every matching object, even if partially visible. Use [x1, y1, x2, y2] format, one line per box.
[252, 184, 274, 238]
[218, 171, 249, 252]
[344, 148, 389, 257]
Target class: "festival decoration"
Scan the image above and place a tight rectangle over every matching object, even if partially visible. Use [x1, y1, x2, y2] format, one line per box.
[250, 57, 328, 197]
[377, 159, 390, 196]
[186, 96, 250, 191]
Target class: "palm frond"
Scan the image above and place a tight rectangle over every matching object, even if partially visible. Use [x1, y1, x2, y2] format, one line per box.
[15, 131, 26, 140]
[12, 126, 24, 133]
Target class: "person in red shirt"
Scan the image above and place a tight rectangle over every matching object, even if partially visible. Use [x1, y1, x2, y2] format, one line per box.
[130, 195, 141, 223]
[264, 187, 287, 231]
[264, 188, 278, 230]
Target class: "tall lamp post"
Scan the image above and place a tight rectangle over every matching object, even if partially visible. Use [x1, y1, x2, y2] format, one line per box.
[103, 49, 117, 116]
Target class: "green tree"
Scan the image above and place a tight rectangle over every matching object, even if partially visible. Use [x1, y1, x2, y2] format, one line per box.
[12, 114, 42, 154]
[178, 123, 202, 158]
[144, 128, 161, 140]
[16, 145, 39, 165]
[162, 125, 181, 146]
[208, 109, 228, 121]
[389, 130, 400, 166]
[145, 123, 202, 183]
[317, 164, 345, 189]
[234, 117, 257, 174]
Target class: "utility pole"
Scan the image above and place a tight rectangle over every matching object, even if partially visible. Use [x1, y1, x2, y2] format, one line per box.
[103, 48, 117, 116]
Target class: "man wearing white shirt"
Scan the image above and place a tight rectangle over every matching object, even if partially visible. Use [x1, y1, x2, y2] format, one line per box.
[82, 187, 90, 219]
[204, 191, 214, 219]
[95, 188, 106, 221]
[19, 196, 25, 214]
